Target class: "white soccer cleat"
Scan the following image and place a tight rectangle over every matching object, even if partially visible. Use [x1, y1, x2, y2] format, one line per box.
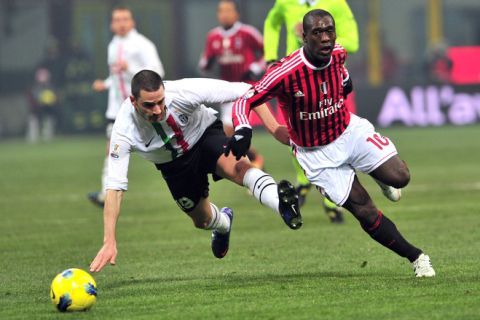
[412, 253, 436, 278]
[374, 179, 401, 202]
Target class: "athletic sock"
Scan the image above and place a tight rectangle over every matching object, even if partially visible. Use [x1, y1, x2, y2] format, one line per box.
[243, 168, 280, 213]
[206, 203, 230, 234]
[361, 211, 422, 262]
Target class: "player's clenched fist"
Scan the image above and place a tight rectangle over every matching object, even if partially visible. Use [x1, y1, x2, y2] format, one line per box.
[224, 127, 252, 160]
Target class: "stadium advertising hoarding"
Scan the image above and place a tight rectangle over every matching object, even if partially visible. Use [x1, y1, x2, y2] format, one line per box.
[356, 84, 480, 127]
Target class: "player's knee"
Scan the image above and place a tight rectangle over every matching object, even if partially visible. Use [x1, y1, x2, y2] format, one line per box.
[392, 167, 410, 188]
[234, 158, 252, 176]
[192, 218, 209, 229]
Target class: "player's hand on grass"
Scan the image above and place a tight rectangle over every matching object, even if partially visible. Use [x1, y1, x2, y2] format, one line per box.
[90, 241, 117, 272]
[224, 127, 252, 160]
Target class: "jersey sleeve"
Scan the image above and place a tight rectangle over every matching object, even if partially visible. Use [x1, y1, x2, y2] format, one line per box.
[198, 31, 216, 71]
[232, 67, 282, 129]
[105, 130, 132, 191]
[172, 78, 251, 113]
[330, 0, 359, 53]
[263, 1, 284, 62]
[245, 26, 266, 74]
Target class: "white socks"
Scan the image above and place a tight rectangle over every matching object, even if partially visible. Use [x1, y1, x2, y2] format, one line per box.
[243, 168, 280, 214]
[206, 203, 230, 234]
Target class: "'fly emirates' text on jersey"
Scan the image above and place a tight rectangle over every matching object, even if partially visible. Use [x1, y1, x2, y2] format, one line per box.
[106, 78, 250, 191]
[233, 45, 351, 147]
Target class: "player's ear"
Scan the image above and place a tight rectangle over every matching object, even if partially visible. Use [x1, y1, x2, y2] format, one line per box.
[129, 96, 136, 106]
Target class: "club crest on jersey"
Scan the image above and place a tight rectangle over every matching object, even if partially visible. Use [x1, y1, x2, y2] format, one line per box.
[234, 37, 242, 49]
[321, 82, 328, 94]
[110, 144, 120, 159]
[243, 89, 255, 100]
[178, 114, 188, 124]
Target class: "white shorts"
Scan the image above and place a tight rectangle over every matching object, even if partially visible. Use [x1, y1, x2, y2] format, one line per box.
[293, 114, 398, 206]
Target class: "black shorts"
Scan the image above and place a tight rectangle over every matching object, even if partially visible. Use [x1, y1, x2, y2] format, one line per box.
[155, 120, 228, 212]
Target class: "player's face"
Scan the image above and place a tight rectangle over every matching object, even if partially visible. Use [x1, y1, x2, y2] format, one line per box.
[111, 9, 135, 37]
[217, 2, 239, 28]
[303, 15, 336, 65]
[133, 87, 166, 123]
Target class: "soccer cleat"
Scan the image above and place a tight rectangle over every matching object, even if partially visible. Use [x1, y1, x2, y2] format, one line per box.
[322, 197, 344, 224]
[277, 180, 303, 230]
[87, 192, 104, 208]
[412, 253, 436, 278]
[295, 183, 312, 208]
[374, 179, 401, 202]
[211, 207, 233, 259]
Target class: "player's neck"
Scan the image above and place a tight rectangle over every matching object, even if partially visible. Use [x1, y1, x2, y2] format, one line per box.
[221, 24, 234, 31]
[303, 48, 330, 68]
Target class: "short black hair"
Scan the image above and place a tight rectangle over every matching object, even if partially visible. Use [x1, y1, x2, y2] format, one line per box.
[131, 70, 164, 99]
[112, 4, 132, 13]
[303, 9, 334, 33]
[111, 5, 134, 19]
[219, 0, 240, 12]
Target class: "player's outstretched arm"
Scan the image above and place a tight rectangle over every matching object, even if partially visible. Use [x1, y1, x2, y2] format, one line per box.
[90, 189, 124, 272]
[253, 104, 289, 145]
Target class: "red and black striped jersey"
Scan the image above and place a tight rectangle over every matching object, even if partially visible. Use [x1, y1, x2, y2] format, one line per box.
[199, 22, 265, 82]
[233, 44, 351, 147]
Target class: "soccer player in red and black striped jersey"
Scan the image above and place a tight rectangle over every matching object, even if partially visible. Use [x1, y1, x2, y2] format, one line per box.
[199, 0, 266, 169]
[225, 9, 435, 277]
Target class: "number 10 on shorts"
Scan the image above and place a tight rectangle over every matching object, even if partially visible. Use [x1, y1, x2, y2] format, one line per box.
[367, 133, 390, 150]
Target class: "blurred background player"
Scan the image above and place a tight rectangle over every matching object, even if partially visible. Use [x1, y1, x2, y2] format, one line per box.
[263, 0, 359, 223]
[88, 5, 165, 207]
[26, 67, 58, 143]
[199, 0, 266, 169]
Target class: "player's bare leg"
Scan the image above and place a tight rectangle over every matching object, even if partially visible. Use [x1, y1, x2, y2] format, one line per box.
[369, 155, 410, 202]
[342, 175, 434, 277]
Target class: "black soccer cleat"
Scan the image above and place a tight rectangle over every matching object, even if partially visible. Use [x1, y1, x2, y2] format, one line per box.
[211, 207, 233, 259]
[87, 191, 104, 208]
[277, 180, 303, 230]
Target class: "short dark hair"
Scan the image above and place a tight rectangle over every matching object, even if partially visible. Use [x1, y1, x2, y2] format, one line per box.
[112, 4, 132, 13]
[219, 0, 239, 12]
[303, 9, 334, 33]
[131, 70, 164, 99]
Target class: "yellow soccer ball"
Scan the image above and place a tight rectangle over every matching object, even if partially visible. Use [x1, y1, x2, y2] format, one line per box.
[50, 268, 97, 312]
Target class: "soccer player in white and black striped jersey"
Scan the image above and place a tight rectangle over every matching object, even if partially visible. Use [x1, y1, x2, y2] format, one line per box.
[89, 70, 301, 272]
[226, 9, 435, 277]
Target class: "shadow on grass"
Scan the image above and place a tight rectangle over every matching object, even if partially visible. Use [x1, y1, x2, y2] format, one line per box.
[102, 269, 419, 291]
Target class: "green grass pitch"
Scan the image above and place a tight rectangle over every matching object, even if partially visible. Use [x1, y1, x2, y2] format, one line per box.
[0, 125, 479, 319]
